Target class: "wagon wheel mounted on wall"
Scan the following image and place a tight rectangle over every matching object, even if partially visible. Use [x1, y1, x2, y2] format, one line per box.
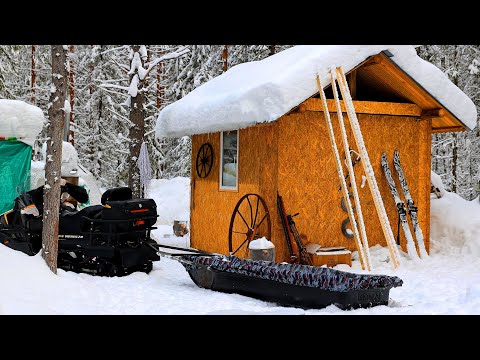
[228, 193, 272, 258]
[196, 143, 214, 178]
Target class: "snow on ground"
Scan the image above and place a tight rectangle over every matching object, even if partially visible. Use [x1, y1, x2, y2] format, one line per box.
[0, 99, 45, 147]
[156, 45, 477, 138]
[1, 177, 480, 314]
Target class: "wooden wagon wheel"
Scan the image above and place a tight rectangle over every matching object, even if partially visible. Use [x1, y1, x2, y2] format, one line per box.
[228, 193, 272, 258]
[195, 143, 214, 178]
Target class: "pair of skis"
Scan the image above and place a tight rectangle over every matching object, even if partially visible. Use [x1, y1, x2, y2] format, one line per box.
[381, 151, 428, 259]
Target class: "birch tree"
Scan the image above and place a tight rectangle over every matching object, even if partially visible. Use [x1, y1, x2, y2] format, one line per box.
[42, 45, 68, 273]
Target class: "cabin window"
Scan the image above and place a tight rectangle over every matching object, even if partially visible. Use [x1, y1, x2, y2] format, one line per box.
[220, 130, 239, 190]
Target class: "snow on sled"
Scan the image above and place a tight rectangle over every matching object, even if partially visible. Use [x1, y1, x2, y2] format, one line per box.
[0, 185, 160, 276]
[154, 245, 403, 310]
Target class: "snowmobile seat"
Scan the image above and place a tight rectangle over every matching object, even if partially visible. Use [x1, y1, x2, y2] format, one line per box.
[101, 187, 132, 205]
[59, 205, 104, 235]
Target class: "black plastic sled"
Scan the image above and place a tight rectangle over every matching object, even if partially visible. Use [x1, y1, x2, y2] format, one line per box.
[0, 185, 160, 276]
[155, 244, 403, 310]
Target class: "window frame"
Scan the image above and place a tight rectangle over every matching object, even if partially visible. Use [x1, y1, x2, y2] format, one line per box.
[219, 130, 239, 191]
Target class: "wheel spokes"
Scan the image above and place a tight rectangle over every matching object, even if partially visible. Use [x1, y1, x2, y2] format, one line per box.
[256, 212, 268, 230]
[236, 210, 250, 229]
[228, 193, 272, 258]
[232, 237, 249, 255]
[196, 143, 213, 178]
[246, 196, 254, 227]
[253, 197, 259, 229]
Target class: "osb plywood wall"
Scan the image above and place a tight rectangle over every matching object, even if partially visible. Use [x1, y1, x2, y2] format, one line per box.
[276, 111, 430, 261]
[191, 111, 431, 263]
[190, 125, 278, 255]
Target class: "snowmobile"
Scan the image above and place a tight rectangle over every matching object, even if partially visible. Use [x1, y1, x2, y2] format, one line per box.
[0, 184, 160, 276]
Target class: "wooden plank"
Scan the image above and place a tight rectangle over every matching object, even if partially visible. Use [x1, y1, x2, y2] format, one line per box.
[316, 74, 367, 271]
[421, 108, 445, 118]
[328, 70, 372, 271]
[336, 66, 401, 269]
[418, 118, 431, 254]
[302, 98, 422, 117]
[432, 126, 465, 133]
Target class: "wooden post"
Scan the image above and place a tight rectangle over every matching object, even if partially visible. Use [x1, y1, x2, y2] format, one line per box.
[336, 66, 401, 268]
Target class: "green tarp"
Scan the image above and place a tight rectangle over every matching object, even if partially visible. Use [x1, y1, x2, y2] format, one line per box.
[0, 140, 31, 214]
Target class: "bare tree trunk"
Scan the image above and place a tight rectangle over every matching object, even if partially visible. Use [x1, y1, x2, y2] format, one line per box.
[156, 48, 164, 109]
[450, 46, 460, 193]
[128, 45, 145, 198]
[222, 45, 228, 72]
[42, 45, 68, 274]
[31, 45, 36, 104]
[269, 45, 276, 56]
[68, 45, 75, 145]
[89, 45, 95, 96]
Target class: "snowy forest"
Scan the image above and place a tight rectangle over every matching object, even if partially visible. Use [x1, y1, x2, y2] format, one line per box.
[1, 45, 479, 199]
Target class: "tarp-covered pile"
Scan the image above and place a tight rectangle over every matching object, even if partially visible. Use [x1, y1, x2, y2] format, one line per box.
[0, 141, 32, 214]
[0, 99, 45, 214]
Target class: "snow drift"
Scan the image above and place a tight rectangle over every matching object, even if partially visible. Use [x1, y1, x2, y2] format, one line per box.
[156, 45, 477, 138]
[430, 192, 480, 256]
[429, 171, 480, 256]
[148, 177, 190, 225]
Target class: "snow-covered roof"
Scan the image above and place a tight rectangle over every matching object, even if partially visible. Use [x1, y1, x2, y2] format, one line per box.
[0, 99, 45, 147]
[155, 45, 477, 138]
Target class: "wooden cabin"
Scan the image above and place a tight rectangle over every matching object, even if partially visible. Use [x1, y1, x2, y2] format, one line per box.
[156, 46, 476, 264]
